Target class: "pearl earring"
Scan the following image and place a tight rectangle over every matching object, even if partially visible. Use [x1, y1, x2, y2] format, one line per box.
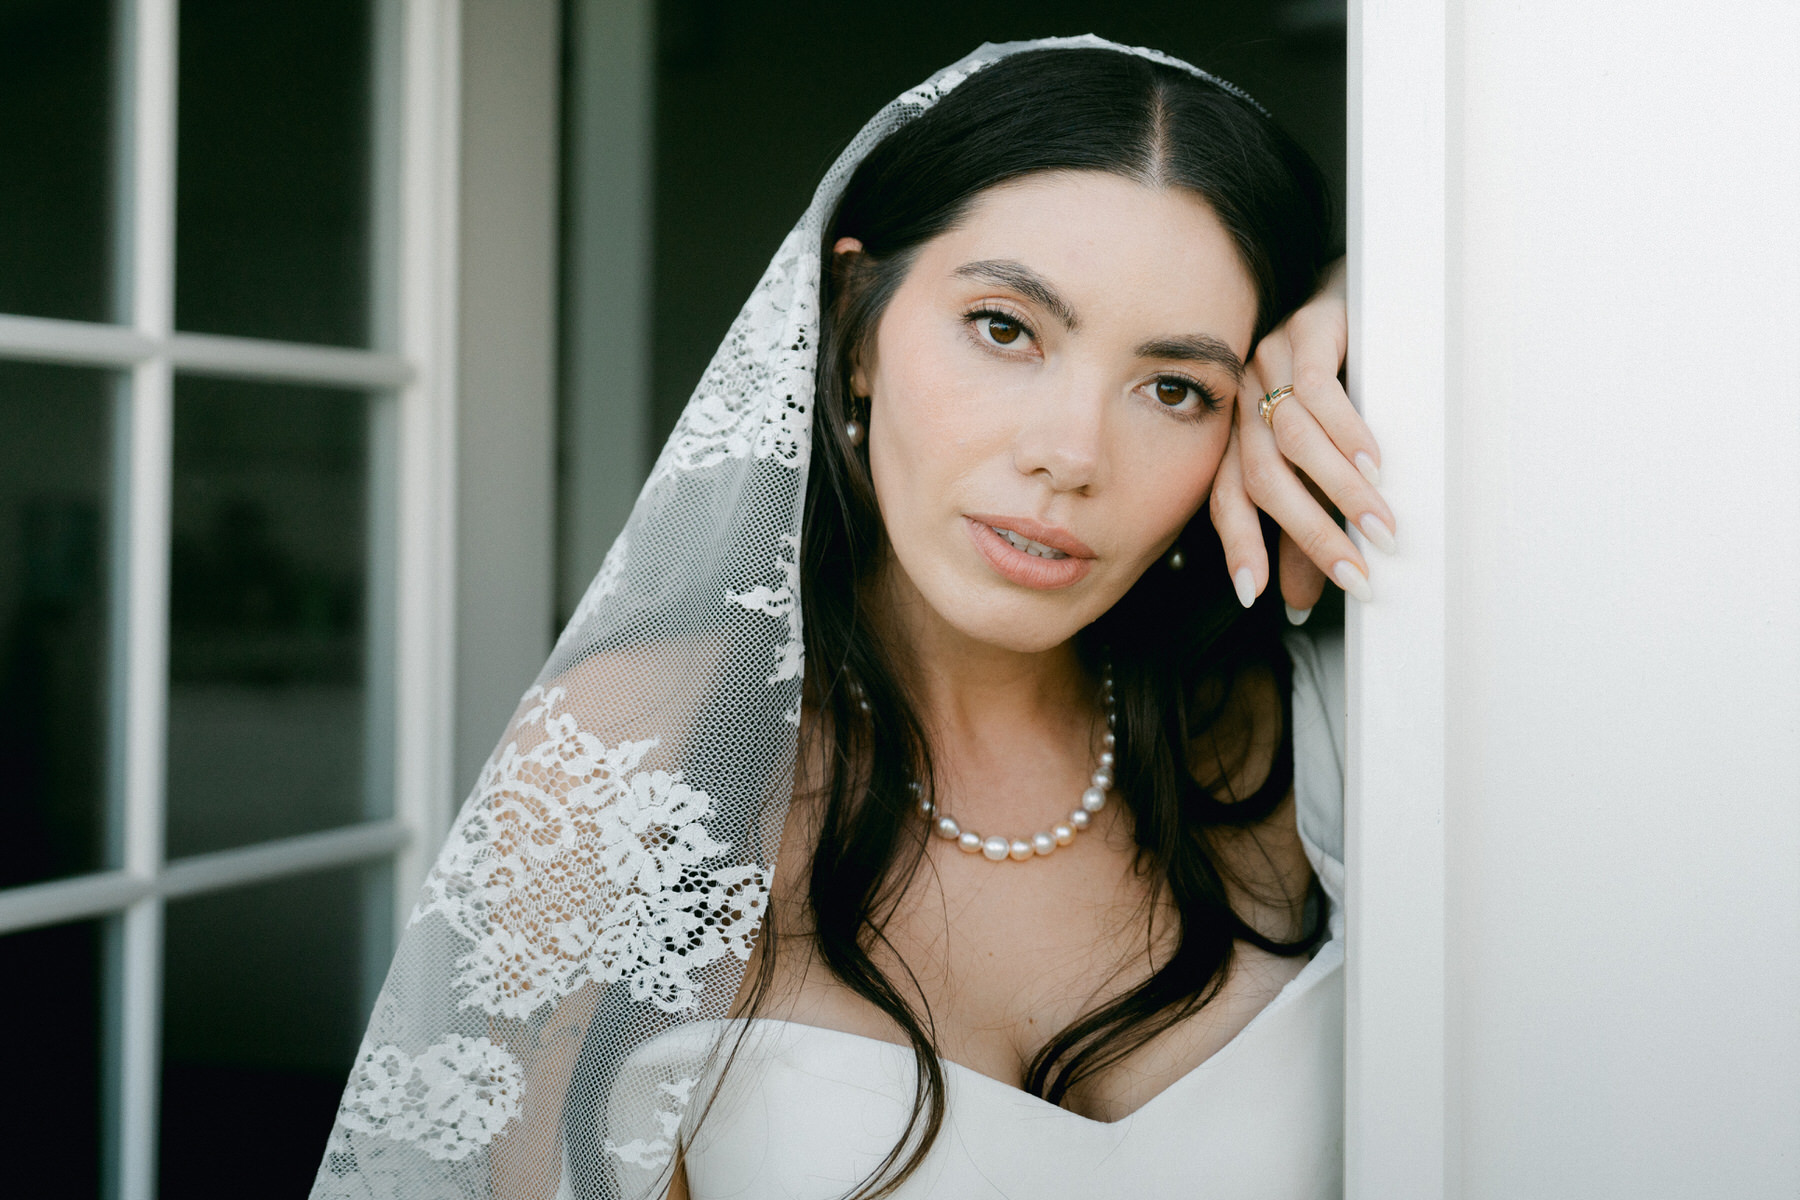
[1166, 544, 1185, 571]
[845, 396, 867, 447]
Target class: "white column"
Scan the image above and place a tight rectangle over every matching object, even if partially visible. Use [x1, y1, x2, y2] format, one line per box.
[1345, 0, 1449, 1194]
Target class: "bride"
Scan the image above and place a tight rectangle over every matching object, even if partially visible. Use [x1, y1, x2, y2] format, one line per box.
[313, 36, 1391, 1200]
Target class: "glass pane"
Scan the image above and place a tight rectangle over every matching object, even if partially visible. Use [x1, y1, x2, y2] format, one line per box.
[0, 918, 108, 1200]
[175, 0, 374, 346]
[0, 0, 119, 322]
[161, 863, 391, 1198]
[0, 361, 116, 887]
[166, 376, 390, 858]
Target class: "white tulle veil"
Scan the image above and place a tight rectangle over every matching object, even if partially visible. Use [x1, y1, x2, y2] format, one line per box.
[309, 35, 1262, 1200]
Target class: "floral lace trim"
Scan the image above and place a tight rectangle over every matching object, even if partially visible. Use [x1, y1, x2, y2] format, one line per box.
[414, 689, 770, 1020]
[647, 227, 819, 486]
[730, 533, 804, 723]
[336, 1035, 524, 1162]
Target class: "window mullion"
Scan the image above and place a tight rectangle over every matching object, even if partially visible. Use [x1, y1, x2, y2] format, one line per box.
[115, 1, 179, 1197]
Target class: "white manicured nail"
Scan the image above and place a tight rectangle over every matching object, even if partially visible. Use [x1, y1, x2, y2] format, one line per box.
[1355, 452, 1382, 487]
[1233, 567, 1256, 609]
[1358, 513, 1397, 555]
[1332, 560, 1373, 603]
[1285, 604, 1312, 626]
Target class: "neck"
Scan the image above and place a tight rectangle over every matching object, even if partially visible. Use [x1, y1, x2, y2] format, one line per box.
[867, 560, 1103, 827]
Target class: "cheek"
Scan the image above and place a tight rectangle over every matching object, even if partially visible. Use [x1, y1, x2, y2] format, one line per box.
[1110, 415, 1233, 555]
[865, 312, 1004, 495]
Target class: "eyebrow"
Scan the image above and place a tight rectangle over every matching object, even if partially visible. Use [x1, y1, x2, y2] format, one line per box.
[1135, 334, 1246, 383]
[953, 259, 1080, 330]
[953, 257, 1245, 382]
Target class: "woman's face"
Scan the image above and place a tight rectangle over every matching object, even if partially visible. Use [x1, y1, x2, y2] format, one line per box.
[854, 170, 1259, 655]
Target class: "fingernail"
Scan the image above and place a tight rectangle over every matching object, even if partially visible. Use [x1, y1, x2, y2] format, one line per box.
[1233, 567, 1257, 609]
[1332, 560, 1373, 603]
[1285, 604, 1312, 626]
[1355, 452, 1382, 487]
[1358, 513, 1397, 555]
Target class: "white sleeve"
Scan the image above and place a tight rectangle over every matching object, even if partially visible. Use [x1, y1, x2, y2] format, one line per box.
[1283, 628, 1345, 928]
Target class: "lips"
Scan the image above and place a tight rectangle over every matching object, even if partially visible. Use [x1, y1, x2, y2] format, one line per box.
[964, 514, 1095, 590]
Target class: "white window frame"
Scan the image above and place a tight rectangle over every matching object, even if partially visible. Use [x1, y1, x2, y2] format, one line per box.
[1344, 0, 1449, 1195]
[0, 2, 462, 1196]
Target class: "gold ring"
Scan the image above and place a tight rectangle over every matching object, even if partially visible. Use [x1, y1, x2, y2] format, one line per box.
[1259, 384, 1294, 426]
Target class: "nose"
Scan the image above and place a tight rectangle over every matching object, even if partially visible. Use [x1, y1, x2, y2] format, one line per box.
[1011, 374, 1106, 493]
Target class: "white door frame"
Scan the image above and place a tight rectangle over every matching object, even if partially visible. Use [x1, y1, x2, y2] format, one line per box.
[1344, 0, 1450, 1195]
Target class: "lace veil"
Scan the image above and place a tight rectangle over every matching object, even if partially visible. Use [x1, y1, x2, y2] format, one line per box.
[311, 35, 1259, 1200]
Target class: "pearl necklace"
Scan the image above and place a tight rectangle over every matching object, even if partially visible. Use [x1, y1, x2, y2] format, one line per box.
[919, 667, 1117, 863]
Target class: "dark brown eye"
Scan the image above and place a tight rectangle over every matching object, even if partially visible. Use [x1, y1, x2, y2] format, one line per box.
[985, 316, 1021, 345]
[1156, 380, 1193, 407]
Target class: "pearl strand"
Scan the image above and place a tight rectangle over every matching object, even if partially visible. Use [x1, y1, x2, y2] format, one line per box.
[920, 667, 1116, 863]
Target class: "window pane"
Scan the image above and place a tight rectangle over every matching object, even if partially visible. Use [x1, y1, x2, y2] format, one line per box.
[0, 918, 108, 1200]
[166, 376, 391, 858]
[160, 863, 391, 1198]
[0, 361, 116, 887]
[175, 0, 374, 346]
[0, 0, 119, 322]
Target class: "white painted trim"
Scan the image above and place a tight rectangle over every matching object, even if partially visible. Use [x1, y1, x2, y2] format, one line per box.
[0, 873, 152, 935]
[116, 899, 162, 1200]
[1344, 0, 1450, 1196]
[169, 332, 413, 388]
[161, 821, 412, 900]
[391, 0, 464, 926]
[0, 314, 414, 388]
[119, 1, 177, 1193]
[557, 0, 654, 620]
[450, 0, 559, 816]
[0, 822, 411, 935]
[0, 314, 153, 364]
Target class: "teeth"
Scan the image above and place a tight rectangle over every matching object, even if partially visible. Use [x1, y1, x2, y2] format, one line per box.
[992, 526, 1068, 559]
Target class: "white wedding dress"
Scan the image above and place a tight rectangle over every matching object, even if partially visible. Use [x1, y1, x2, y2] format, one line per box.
[595, 631, 1345, 1200]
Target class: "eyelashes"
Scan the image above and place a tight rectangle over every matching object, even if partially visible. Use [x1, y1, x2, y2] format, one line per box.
[961, 307, 1225, 420]
[1149, 375, 1226, 417]
[968, 308, 1033, 350]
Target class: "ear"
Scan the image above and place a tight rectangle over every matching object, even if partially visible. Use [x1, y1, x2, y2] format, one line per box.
[831, 237, 873, 395]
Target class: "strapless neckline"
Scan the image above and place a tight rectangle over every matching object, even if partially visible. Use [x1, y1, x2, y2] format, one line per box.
[733, 936, 1339, 1129]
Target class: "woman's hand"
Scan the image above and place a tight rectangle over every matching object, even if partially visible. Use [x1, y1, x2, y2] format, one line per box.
[1208, 259, 1394, 623]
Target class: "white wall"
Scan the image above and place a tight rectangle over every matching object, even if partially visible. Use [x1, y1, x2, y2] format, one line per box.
[1445, 1, 1800, 1194]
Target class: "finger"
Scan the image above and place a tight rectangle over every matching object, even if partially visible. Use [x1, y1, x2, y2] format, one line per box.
[1253, 332, 1395, 553]
[1277, 532, 1326, 623]
[1237, 408, 1373, 603]
[1207, 422, 1268, 609]
[1269, 397, 1396, 553]
[1285, 305, 1383, 486]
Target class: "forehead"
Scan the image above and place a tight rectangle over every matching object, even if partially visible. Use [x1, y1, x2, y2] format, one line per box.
[921, 170, 1259, 353]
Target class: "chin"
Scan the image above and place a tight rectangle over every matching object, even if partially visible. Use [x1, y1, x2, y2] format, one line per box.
[929, 576, 1111, 655]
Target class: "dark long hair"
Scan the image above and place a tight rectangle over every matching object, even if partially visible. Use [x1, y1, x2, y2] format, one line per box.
[739, 48, 1332, 1198]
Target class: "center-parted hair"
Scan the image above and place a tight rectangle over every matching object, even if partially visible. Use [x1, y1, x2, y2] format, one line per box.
[737, 48, 1333, 1199]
